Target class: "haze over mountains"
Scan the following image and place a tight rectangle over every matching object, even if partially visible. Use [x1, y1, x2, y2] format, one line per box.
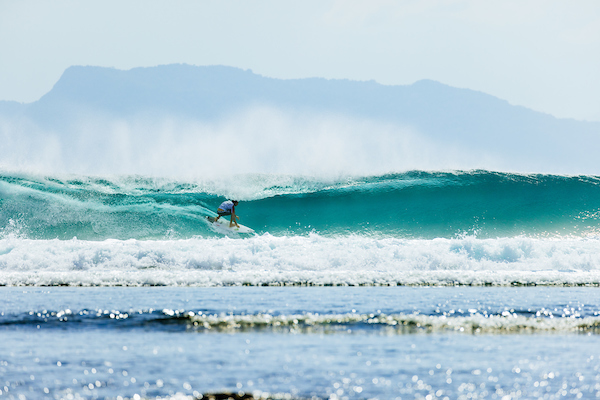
[1, 64, 599, 176]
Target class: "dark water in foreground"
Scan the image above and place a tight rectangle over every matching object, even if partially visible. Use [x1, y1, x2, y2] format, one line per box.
[1, 287, 599, 400]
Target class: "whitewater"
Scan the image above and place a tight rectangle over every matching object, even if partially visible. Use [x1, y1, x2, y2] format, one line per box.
[2, 168, 600, 400]
[2, 169, 600, 287]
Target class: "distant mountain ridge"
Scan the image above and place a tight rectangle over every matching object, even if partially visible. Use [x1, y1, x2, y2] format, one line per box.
[1, 64, 599, 175]
[5, 63, 598, 126]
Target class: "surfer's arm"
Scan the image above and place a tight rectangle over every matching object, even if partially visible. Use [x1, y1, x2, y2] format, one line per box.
[230, 208, 240, 227]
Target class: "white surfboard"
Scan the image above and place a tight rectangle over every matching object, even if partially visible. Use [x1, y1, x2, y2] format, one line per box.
[207, 216, 255, 234]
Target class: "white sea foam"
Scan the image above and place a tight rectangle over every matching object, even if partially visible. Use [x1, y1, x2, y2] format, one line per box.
[1, 234, 600, 287]
[187, 312, 600, 334]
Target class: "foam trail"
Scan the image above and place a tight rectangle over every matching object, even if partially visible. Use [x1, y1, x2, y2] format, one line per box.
[1, 235, 600, 287]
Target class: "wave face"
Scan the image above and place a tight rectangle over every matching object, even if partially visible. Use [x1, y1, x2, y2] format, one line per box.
[2, 170, 600, 240]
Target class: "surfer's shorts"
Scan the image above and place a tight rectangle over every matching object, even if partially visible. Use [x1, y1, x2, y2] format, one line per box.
[217, 211, 232, 217]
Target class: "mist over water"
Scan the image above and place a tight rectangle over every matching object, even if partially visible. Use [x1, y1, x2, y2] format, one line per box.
[0, 106, 541, 177]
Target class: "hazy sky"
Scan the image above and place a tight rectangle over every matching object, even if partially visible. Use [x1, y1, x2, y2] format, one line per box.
[1, 0, 599, 121]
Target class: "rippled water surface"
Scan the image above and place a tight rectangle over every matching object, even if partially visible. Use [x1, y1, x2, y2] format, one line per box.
[1, 287, 599, 399]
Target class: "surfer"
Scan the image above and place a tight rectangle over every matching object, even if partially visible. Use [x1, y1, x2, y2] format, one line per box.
[215, 200, 240, 228]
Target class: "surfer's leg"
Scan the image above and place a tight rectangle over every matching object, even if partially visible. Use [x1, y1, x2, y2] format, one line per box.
[217, 211, 230, 224]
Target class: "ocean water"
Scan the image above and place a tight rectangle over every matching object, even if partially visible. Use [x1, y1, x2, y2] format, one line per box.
[1, 170, 600, 400]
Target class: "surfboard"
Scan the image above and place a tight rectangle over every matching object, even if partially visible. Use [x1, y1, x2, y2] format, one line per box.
[206, 216, 255, 234]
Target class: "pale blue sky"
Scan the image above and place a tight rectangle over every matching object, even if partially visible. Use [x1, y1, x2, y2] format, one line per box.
[1, 0, 599, 121]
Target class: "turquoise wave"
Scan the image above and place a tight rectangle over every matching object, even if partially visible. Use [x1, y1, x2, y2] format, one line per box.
[1, 170, 600, 240]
